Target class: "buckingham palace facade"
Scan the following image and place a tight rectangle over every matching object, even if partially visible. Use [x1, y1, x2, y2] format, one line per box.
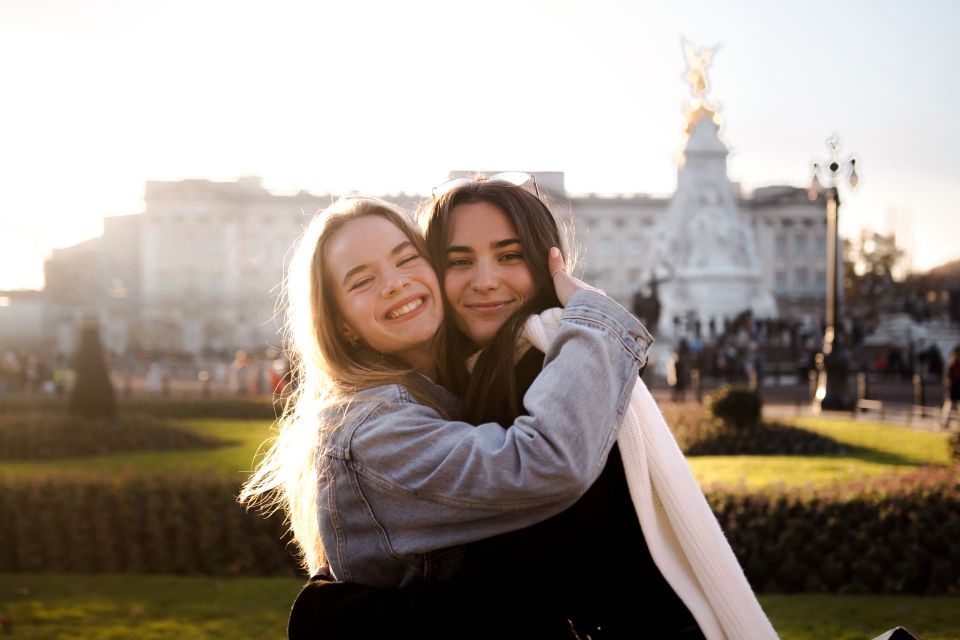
[33, 173, 826, 357]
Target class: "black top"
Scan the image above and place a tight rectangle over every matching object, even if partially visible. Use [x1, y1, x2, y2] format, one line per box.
[460, 348, 699, 638]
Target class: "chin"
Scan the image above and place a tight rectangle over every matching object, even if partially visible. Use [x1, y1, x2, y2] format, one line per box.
[469, 328, 498, 348]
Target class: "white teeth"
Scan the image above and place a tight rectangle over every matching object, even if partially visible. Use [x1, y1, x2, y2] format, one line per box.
[387, 297, 424, 320]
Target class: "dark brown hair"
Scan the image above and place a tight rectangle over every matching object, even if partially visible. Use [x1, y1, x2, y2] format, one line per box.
[420, 181, 570, 425]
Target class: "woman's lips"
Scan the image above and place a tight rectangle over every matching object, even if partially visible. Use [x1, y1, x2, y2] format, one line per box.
[464, 300, 514, 314]
[385, 295, 427, 321]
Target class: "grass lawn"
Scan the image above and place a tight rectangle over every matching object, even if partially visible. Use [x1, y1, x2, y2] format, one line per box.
[687, 416, 953, 490]
[2, 413, 950, 490]
[0, 575, 956, 640]
[0, 574, 300, 640]
[0, 419, 272, 482]
[760, 593, 960, 640]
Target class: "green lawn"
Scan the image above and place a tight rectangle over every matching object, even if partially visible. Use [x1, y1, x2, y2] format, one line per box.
[2, 414, 952, 492]
[0, 575, 956, 640]
[0, 419, 272, 482]
[0, 574, 298, 640]
[760, 593, 959, 640]
[688, 416, 953, 490]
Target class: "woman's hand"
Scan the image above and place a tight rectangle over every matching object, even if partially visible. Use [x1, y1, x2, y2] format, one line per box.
[549, 247, 606, 306]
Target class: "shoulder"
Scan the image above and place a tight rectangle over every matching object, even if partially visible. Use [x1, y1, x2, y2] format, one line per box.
[562, 291, 655, 350]
[350, 383, 415, 405]
[330, 383, 419, 429]
[328, 383, 455, 449]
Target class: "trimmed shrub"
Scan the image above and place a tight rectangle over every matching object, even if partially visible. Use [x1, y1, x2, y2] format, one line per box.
[704, 384, 762, 431]
[0, 412, 229, 460]
[69, 321, 117, 419]
[661, 403, 846, 456]
[0, 471, 300, 576]
[2, 467, 957, 594]
[686, 421, 849, 456]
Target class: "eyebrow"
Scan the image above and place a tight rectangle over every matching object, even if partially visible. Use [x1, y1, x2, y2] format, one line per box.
[341, 240, 414, 286]
[446, 237, 522, 254]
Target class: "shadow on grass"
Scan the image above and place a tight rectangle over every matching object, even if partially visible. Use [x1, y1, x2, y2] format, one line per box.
[834, 444, 935, 468]
[687, 422, 935, 468]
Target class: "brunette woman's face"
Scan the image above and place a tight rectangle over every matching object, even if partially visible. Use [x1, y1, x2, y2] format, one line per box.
[443, 201, 536, 347]
[325, 215, 443, 372]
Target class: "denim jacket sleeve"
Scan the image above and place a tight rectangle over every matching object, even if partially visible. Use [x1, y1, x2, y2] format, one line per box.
[341, 290, 653, 554]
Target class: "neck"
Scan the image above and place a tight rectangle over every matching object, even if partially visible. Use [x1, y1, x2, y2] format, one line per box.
[403, 351, 438, 382]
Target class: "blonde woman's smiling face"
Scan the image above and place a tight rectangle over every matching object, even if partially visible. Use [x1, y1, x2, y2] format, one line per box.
[326, 215, 442, 373]
[443, 201, 536, 347]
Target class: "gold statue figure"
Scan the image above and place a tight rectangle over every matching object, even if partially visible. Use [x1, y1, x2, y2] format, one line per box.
[682, 38, 716, 102]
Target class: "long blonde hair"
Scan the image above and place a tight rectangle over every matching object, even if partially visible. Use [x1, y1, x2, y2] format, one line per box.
[238, 195, 446, 575]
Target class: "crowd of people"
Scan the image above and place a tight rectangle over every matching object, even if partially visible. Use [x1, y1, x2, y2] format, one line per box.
[0, 349, 69, 396]
[663, 306, 958, 405]
[0, 346, 292, 399]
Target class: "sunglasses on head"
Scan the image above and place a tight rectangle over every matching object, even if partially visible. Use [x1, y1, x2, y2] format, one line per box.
[431, 172, 540, 200]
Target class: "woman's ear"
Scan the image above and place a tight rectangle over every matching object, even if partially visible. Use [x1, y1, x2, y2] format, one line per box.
[341, 321, 360, 346]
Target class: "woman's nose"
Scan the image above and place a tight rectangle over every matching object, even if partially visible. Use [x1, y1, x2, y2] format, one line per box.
[381, 269, 408, 297]
[471, 260, 498, 291]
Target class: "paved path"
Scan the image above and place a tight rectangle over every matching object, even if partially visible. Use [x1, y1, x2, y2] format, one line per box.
[646, 381, 957, 433]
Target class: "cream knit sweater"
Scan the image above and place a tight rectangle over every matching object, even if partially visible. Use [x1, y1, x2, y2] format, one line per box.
[523, 309, 779, 640]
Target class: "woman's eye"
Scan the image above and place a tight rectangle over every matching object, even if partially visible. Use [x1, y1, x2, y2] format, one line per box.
[397, 254, 420, 267]
[499, 252, 524, 262]
[348, 277, 374, 291]
[446, 257, 471, 268]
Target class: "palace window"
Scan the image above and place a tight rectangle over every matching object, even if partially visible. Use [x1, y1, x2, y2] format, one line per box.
[795, 234, 807, 254]
[775, 234, 787, 257]
[814, 271, 826, 293]
[795, 267, 808, 294]
[775, 271, 787, 293]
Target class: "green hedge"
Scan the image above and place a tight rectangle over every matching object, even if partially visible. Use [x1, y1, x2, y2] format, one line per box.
[0, 472, 299, 576]
[710, 466, 960, 595]
[1, 467, 957, 594]
[0, 412, 227, 460]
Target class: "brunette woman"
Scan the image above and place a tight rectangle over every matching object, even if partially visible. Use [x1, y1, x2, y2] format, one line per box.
[422, 176, 704, 639]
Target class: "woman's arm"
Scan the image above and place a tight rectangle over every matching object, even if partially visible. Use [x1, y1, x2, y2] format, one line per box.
[344, 290, 652, 551]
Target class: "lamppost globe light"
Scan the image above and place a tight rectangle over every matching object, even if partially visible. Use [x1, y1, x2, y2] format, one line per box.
[811, 137, 858, 192]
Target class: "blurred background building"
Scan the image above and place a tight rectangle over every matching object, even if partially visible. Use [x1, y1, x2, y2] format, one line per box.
[1, 42, 954, 376]
[17, 168, 821, 358]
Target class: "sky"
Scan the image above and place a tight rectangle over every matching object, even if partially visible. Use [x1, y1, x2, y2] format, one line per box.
[1, 0, 958, 290]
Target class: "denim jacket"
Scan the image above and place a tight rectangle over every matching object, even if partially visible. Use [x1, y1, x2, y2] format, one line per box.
[317, 290, 654, 587]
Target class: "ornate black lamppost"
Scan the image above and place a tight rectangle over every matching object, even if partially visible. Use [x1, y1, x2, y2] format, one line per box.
[809, 136, 859, 411]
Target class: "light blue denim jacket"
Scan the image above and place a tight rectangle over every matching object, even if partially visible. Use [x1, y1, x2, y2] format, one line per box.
[317, 290, 654, 587]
